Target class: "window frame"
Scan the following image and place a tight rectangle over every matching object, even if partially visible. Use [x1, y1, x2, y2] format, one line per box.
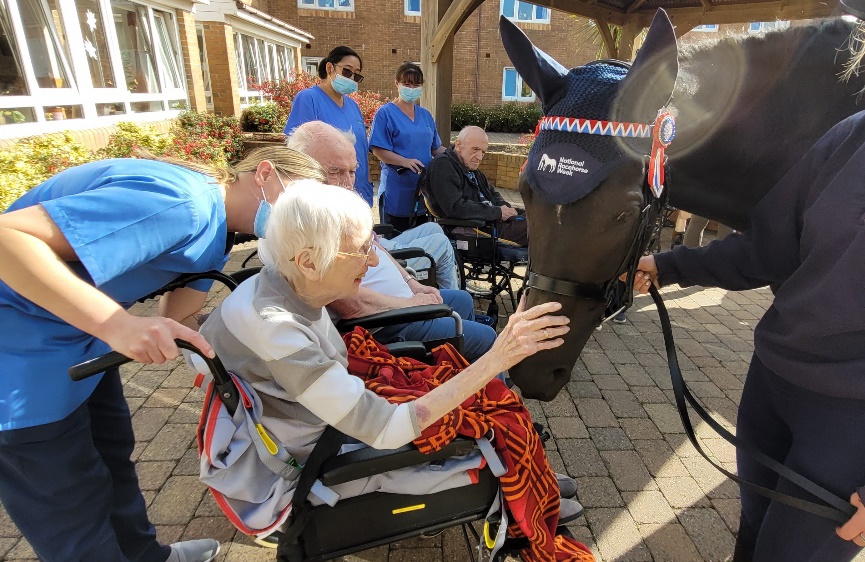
[302, 56, 322, 76]
[234, 30, 299, 107]
[404, 0, 420, 16]
[499, 0, 550, 25]
[748, 20, 790, 33]
[1, 0, 190, 138]
[296, 0, 354, 12]
[692, 24, 719, 32]
[502, 67, 535, 102]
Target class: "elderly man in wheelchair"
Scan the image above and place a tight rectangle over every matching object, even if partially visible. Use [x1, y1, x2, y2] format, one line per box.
[189, 182, 588, 560]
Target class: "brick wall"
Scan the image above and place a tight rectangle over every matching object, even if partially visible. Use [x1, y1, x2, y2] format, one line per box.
[478, 152, 525, 190]
[176, 10, 207, 112]
[202, 22, 242, 116]
[265, 2, 599, 110]
[0, 121, 174, 152]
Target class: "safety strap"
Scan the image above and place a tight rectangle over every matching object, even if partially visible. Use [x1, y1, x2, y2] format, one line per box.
[280, 426, 347, 542]
[649, 286, 856, 523]
[480, 486, 508, 562]
[476, 433, 507, 478]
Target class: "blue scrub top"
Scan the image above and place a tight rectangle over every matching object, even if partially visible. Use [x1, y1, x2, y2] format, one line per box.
[284, 85, 374, 205]
[369, 103, 442, 217]
[0, 159, 230, 431]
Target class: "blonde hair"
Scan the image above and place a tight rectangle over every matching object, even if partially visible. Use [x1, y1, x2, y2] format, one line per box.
[266, 181, 373, 282]
[134, 146, 327, 186]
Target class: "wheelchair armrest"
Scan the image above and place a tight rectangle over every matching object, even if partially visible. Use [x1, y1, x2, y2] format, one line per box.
[319, 437, 479, 487]
[230, 266, 262, 285]
[373, 224, 395, 238]
[388, 247, 428, 260]
[437, 218, 487, 228]
[336, 304, 454, 331]
[385, 341, 430, 360]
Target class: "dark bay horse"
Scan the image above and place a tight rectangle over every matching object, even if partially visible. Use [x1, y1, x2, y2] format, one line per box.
[501, 12, 865, 400]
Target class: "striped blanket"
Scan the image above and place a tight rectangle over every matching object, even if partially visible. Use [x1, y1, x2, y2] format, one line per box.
[344, 327, 595, 562]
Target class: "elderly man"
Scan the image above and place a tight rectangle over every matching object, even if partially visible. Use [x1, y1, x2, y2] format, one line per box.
[264, 121, 496, 361]
[285, 122, 460, 291]
[427, 126, 528, 247]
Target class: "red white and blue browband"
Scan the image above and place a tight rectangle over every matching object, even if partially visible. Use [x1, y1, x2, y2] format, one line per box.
[535, 110, 676, 198]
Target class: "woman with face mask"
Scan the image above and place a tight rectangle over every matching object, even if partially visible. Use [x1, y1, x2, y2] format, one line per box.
[0, 147, 324, 562]
[369, 62, 447, 232]
[284, 46, 374, 206]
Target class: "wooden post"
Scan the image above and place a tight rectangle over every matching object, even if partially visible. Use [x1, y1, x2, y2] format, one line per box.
[594, 18, 618, 59]
[617, 19, 643, 61]
[421, 0, 455, 145]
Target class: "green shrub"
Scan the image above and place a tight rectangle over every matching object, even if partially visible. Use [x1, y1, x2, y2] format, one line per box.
[451, 102, 542, 134]
[97, 121, 173, 159]
[241, 101, 288, 133]
[0, 133, 94, 211]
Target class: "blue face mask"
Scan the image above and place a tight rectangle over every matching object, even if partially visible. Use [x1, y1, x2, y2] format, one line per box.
[332, 74, 358, 95]
[253, 173, 287, 238]
[398, 85, 423, 103]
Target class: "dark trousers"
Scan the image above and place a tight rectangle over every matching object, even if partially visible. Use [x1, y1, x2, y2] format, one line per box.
[734, 356, 865, 562]
[382, 212, 428, 234]
[0, 370, 169, 562]
[495, 218, 528, 247]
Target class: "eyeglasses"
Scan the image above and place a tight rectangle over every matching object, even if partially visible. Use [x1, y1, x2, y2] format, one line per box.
[337, 236, 376, 264]
[334, 64, 364, 83]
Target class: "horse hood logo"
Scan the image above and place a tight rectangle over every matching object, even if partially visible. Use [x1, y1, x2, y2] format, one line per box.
[538, 153, 557, 172]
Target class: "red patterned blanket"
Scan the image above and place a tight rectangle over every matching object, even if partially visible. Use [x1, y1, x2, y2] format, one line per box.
[344, 327, 595, 562]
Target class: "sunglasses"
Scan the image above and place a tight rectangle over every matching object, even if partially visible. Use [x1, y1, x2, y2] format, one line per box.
[334, 64, 364, 84]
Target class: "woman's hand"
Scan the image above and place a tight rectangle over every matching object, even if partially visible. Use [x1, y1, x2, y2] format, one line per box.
[408, 279, 442, 301]
[101, 310, 215, 364]
[619, 255, 659, 294]
[401, 158, 425, 174]
[489, 296, 569, 372]
[837, 492, 865, 547]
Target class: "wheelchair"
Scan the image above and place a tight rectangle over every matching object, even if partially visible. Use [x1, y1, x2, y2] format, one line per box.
[407, 177, 529, 319]
[75, 269, 565, 561]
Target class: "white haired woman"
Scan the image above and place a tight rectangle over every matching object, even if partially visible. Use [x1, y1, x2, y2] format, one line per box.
[198, 181, 580, 539]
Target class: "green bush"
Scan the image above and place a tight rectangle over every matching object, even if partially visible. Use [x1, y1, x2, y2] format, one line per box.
[0, 133, 94, 211]
[0, 110, 244, 211]
[97, 121, 173, 159]
[240, 101, 288, 133]
[451, 102, 542, 134]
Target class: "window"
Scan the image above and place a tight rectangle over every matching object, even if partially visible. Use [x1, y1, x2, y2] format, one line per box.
[693, 24, 719, 32]
[297, 0, 353, 11]
[302, 56, 321, 76]
[500, 0, 549, 24]
[195, 25, 212, 109]
[1, 0, 189, 134]
[748, 20, 790, 33]
[235, 32, 297, 106]
[502, 67, 534, 102]
[405, 0, 420, 16]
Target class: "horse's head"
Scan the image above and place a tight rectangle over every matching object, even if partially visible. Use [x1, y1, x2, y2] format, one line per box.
[501, 10, 679, 400]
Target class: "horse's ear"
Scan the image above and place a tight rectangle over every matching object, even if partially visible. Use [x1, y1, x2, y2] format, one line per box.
[615, 9, 679, 121]
[500, 15, 569, 110]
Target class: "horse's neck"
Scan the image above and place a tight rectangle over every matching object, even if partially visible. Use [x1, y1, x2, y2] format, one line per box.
[668, 20, 862, 230]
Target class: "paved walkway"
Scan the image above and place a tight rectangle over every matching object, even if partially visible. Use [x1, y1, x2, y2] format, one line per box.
[2, 221, 862, 561]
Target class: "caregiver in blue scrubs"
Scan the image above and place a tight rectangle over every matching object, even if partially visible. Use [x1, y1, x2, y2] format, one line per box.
[369, 62, 446, 232]
[0, 148, 325, 562]
[284, 46, 374, 205]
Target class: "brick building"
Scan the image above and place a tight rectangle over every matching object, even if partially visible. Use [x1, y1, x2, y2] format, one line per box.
[265, 0, 602, 107]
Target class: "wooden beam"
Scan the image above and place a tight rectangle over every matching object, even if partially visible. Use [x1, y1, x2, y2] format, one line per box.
[531, 0, 628, 26]
[699, 0, 711, 8]
[673, 22, 696, 37]
[594, 17, 618, 59]
[422, 0, 455, 143]
[633, 0, 835, 26]
[617, 19, 642, 61]
[430, 0, 483, 63]
[625, 0, 648, 14]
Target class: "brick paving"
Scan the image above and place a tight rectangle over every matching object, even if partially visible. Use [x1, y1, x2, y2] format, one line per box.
[2, 196, 863, 561]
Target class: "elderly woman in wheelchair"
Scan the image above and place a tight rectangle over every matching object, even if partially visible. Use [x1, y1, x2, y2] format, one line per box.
[195, 181, 582, 557]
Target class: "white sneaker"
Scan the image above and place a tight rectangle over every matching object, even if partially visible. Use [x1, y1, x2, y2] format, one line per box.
[166, 539, 220, 562]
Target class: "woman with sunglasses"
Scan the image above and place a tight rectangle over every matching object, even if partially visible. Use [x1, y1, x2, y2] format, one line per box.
[284, 46, 374, 206]
[369, 62, 446, 232]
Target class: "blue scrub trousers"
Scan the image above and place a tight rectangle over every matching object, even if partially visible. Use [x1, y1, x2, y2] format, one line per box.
[0, 369, 170, 562]
[374, 289, 496, 362]
[734, 356, 865, 562]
